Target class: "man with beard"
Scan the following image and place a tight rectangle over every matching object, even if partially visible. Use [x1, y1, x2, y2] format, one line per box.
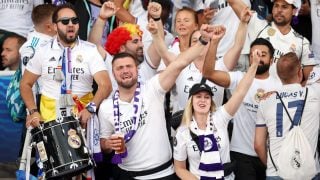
[98, 24, 214, 180]
[228, 0, 317, 84]
[203, 37, 282, 180]
[20, 4, 112, 178]
[21, 3, 111, 127]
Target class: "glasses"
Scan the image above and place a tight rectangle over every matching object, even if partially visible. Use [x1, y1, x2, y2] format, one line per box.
[57, 17, 79, 25]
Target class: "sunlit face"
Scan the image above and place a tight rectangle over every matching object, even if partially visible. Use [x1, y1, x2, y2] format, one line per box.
[55, 8, 79, 45]
[250, 45, 272, 75]
[192, 91, 212, 115]
[112, 57, 138, 89]
[272, 0, 296, 26]
[121, 35, 144, 63]
[175, 10, 198, 37]
[1, 37, 20, 69]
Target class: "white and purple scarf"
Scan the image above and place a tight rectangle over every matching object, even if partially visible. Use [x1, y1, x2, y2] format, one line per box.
[191, 115, 224, 180]
[112, 82, 142, 164]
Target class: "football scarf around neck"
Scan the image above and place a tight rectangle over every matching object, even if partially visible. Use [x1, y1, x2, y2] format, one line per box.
[112, 82, 142, 164]
[55, 47, 74, 109]
[191, 113, 224, 180]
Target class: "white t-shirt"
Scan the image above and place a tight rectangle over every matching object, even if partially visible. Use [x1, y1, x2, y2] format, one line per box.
[26, 38, 107, 99]
[256, 83, 320, 176]
[0, 0, 43, 37]
[99, 75, 174, 179]
[174, 106, 234, 180]
[229, 71, 282, 156]
[310, 0, 320, 63]
[248, 13, 316, 80]
[173, 60, 226, 113]
[104, 53, 157, 99]
[307, 64, 320, 85]
[20, 30, 53, 99]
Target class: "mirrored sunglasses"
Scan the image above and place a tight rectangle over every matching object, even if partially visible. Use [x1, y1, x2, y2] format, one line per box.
[57, 17, 79, 25]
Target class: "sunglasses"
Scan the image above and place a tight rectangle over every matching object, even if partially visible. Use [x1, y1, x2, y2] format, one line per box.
[57, 17, 79, 25]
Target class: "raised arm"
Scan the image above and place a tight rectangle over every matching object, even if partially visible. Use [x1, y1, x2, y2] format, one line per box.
[227, 0, 248, 20]
[146, 2, 166, 68]
[224, 49, 260, 116]
[113, 0, 136, 24]
[88, 2, 118, 59]
[159, 24, 213, 91]
[223, 7, 251, 70]
[202, 25, 231, 88]
[148, 18, 177, 66]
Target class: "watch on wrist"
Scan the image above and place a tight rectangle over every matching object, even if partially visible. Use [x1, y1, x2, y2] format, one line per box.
[29, 108, 39, 115]
[86, 102, 97, 114]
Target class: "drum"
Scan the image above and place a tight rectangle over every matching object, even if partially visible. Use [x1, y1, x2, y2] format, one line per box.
[31, 116, 94, 179]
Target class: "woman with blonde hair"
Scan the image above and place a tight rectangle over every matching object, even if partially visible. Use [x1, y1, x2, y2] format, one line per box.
[173, 48, 262, 180]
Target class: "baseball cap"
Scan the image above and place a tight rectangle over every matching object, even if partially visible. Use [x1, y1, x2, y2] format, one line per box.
[273, 0, 301, 9]
[188, 83, 213, 98]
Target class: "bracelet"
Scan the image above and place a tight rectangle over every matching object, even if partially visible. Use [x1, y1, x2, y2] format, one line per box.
[198, 36, 209, 46]
[29, 108, 39, 115]
[152, 17, 161, 21]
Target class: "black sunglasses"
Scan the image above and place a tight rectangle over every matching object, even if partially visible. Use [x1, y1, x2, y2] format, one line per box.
[57, 17, 79, 25]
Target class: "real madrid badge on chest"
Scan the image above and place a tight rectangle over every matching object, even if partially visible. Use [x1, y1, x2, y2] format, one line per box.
[267, 28, 276, 36]
[76, 54, 83, 63]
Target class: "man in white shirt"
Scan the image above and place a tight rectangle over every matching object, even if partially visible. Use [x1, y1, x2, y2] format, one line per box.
[99, 24, 214, 180]
[255, 52, 320, 179]
[20, 3, 112, 128]
[228, 0, 317, 84]
[203, 27, 282, 179]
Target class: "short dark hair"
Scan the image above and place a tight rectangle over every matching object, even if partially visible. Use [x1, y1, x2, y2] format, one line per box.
[112, 52, 138, 65]
[52, 3, 78, 23]
[32, 4, 56, 26]
[3, 34, 26, 48]
[277, 52, 301, 83]
[250, 38, 275, 57]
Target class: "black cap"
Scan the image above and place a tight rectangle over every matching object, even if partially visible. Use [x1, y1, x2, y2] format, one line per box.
[188, 83, 213, 98]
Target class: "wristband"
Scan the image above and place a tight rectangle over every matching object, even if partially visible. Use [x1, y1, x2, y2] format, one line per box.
[29, 109, 39, 115]
[152, 17, 161, 21]
[199, 36, 209, 46]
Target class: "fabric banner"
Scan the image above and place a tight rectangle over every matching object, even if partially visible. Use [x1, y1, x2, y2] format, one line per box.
[0, 72, 23, 162]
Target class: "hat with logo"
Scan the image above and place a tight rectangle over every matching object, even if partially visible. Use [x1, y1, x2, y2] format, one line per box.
[188, 83, 213, 98]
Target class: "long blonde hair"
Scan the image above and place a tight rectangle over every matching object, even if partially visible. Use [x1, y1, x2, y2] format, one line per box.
[181, 96, 216, 127]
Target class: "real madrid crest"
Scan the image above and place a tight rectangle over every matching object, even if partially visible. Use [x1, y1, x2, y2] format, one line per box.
[254, 88, 265, 103]
[267, 28, 276, 36]
[68, 129, 81, 149]
[76, 54, 83, 63]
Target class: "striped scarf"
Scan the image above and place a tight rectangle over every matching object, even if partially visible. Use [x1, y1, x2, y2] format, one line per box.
[190, 115, 224, 179]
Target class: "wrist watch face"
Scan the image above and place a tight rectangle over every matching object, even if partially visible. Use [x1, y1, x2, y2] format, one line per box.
[86, 106, 95, 113]
[86, 103, 96, 113]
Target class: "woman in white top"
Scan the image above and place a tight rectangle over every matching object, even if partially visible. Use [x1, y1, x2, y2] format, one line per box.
[173, 45, 261, 179]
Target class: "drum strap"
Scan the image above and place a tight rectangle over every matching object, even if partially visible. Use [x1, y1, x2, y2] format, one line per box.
[123, 159, 173, 177]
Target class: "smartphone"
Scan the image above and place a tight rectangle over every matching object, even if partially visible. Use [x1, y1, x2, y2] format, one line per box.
[209, 0, 219, 9]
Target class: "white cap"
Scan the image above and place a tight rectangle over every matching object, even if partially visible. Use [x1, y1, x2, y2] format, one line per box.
[272, 0, 301, 16]
[272, 0, 301, 9]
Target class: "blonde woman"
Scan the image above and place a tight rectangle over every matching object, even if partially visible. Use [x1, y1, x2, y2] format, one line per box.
[173, 47, 261, 179]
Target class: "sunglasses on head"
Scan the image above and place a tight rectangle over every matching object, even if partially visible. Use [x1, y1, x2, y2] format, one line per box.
[57, 17, 79, 25]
